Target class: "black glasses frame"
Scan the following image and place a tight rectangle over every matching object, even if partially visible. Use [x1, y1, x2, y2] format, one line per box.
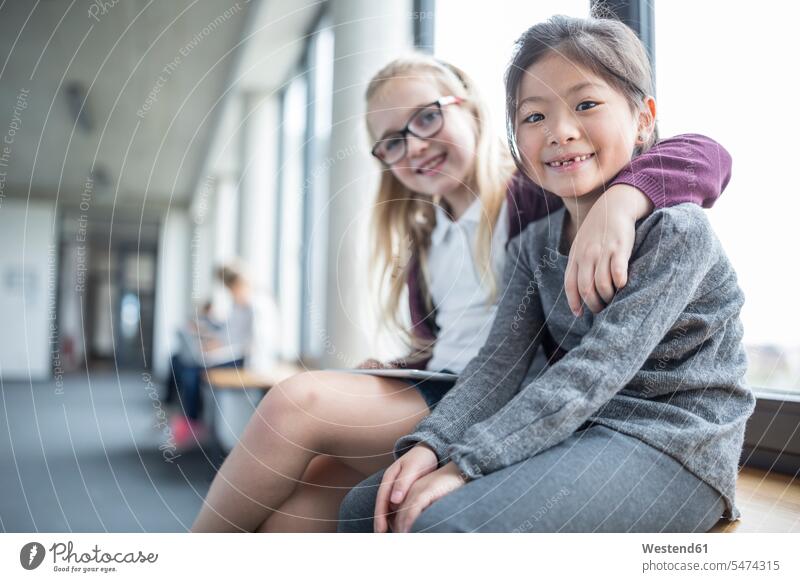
[371, 95, 464, 166]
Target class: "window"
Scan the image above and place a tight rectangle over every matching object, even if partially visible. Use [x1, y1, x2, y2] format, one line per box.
[276, 74, 308, 361]
[655, 0, 800, 395]
[273, 9, 334, 363]
[434, 0, 590, 133]
[300, 17, 335, 360]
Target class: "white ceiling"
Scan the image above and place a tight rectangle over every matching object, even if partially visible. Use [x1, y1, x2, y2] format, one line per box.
[0, 0, 321, 216]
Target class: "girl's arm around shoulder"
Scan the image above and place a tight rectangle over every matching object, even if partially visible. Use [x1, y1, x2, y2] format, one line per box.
[447, 204, 722, 479]
[615, 133, 732, 209]
[555, 134, 730, 316]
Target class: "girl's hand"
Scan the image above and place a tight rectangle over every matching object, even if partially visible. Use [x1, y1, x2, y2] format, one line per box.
[565, 184, 654, 315]
[392, 462, 468, 533]
[374, 444, 439, 533]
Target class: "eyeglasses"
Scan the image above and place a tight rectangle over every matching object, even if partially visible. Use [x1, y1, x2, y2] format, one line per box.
[371, 96, 464, 166]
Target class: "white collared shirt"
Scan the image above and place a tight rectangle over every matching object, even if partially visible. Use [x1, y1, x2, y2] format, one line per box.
[426, 198, 509, 373]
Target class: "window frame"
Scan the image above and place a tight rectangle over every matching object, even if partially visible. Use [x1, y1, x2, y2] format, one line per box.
[414, 0, 436, 52]
[272, 91, 286, 299]
[274, 71, 309, 361]
[295, 6, 334, 361]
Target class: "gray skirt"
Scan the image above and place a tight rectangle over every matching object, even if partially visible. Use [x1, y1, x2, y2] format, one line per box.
[338, 424, 725, 533]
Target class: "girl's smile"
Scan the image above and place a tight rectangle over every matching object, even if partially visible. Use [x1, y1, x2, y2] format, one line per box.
[415, 152, 448, 176]
[544, 151, 596, 172]
[367, 78, 477, 200]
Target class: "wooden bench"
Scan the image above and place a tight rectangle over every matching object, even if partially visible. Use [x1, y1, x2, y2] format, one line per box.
[205, 362, 307, 391]
[710, 467, 800, 532]
[203, 362, 307, 450]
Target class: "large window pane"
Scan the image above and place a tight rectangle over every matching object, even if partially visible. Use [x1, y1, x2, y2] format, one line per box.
[277, 75, 308, 361]
[301, 21, 335, 360]
[434, 0, 590, 132]
[656, 1, 799, 393]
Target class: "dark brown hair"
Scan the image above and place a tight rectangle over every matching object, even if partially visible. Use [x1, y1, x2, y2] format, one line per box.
[505, 14, 658, 171]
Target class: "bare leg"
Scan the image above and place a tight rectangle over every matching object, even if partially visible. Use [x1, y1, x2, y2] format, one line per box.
[257, 455, 364, 533]
[191, 371, 429, 532]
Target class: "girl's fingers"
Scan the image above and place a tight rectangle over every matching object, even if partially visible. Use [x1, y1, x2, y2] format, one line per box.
[594, 254, 616, 305]
[577, 260, 604, 314]
[396, 495, 423, 533]
[564, 256, 582, 316]
[374, 464, 400, 533]
[389, 464, 424, 506]
[610, 250, 629, 290]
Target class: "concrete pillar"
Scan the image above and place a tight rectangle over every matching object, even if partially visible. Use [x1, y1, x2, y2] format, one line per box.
[322, 0, 414, 367]
[214, 173, 239, 265]
[152, 210, 190, 379]
[237, 92, 280, 296]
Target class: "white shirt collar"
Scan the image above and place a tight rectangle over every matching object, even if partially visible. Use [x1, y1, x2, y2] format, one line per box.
[431, 198, 482, 246]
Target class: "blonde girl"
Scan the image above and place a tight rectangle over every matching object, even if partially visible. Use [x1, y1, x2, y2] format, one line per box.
[193, 52, 729, 533]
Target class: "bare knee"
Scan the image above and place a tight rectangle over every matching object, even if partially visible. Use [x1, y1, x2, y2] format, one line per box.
[250, 372, 347, 447]
[256, 372, 330, 419]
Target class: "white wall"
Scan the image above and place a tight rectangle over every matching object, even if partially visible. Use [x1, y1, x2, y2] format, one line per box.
[0, 200, 57, 380]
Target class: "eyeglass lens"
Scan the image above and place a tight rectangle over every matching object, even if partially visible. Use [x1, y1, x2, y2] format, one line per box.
[374, 104, 444, 164]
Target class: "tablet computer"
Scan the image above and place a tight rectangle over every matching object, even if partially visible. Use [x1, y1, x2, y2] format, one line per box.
[332, 368, 458, 383]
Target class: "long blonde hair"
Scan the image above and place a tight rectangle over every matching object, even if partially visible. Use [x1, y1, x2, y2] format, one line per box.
[366, 54, 515, 348]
